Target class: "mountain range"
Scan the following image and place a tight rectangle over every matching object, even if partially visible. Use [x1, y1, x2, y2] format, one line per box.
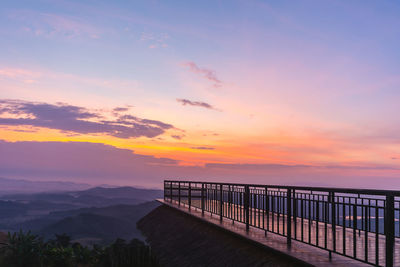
[0, 183, 163, 244]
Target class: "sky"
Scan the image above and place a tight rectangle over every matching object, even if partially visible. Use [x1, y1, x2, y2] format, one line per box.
[0, 0, 400, 189]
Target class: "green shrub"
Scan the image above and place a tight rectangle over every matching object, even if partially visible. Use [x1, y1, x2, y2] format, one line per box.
[0, 231, 159, 267]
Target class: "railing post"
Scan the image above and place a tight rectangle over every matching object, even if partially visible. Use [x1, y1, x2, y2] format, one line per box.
[178, 182, 181, 206]
[228, 185, 231, 219]
[169, 181, 172, 202]
[293, 189, 297, 240]
[330, 192, 336, 255]
[385, 194, 395, 267]
[188, 182, 192, 211]
[245, 185, 250, 231]
[287, 188, 292, 247]
[201, 183, 205, 215]
[164, 181, 166, 201]
[220, 184, 223, 222]
[265, 186, 269, 236]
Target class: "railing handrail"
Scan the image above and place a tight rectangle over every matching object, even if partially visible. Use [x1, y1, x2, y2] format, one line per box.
[164, 179, 400, 196]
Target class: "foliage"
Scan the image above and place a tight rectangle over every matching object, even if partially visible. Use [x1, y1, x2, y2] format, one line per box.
[0, 230, 159, 267]
[95, 238, 159, 267]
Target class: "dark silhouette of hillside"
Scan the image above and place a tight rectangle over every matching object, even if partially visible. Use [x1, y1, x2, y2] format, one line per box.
[36, 202, 160, 244]
[138, 205, 308, 267]
[40, 213, 134, 243]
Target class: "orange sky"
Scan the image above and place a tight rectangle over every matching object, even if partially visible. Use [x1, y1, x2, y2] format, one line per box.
[0, 1, 400, 188]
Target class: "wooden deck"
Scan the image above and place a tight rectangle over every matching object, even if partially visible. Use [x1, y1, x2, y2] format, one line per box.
[159, 199, 400, 267]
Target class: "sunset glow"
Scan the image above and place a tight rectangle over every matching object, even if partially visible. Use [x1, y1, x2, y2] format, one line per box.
[1, 1, 399, 188]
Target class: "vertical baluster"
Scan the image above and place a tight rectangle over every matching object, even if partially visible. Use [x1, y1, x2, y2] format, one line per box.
[343, 199, 346, 255]
[164, 181, 166, 201]
[266, 187, 269, 234]
[287, 188, 292, 247]
[272, 192, 275, 233]
[201, 183, 205, 215]
[301, 194, 304, 242]
[245, 185, 250, 231]
[385, 195, 395, 267]
[282, 192, 285, 235]
[331, 192, 336, 254]
[188, 182, 191, 211]
[364, 204, 368, 262]
[239, 189, 242, 222]
[278, 192, 281, 234]
[324, 196, 328, 249]
[220, 184, 223, 222]
[169, 182, 173, 203]
[316, 195, 320, 247]
[252, 191, 254, 227]
[235, 190, 238, 222]
[258, 192, 261, 228]
[178, 182, 181, 206]
[293, 190, 297, 240]
[375, 202, 379, 266]
[250, 190, 253, 226]
[262, 189, 265, 231]
[353, 200, 357, 259]
[229, 185, 232, 219]
[309, 194, 312, 244]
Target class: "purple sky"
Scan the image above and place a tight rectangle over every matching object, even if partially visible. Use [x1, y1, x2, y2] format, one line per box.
[0, 1, 399, 189]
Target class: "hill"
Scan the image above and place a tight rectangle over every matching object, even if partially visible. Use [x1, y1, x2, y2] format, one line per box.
[0, 177, 91, 195]
[1, 186, 163, 207]
[0, 186, 163, 241]
[32, 201, 160, 244]
[75, 186, 162, 200]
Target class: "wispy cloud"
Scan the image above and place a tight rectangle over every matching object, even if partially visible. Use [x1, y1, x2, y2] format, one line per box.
[10, 11, 101, 39]
[183, 61, 222, 88]
[176, 98, 219, 111]
[191, 146, 215, 150]
[0, 68, 41, 84]
[205, 163, 400, 171]
[0, 99, 173, 139]
[113, 107, 131, 113]
[140, 32, 169, 49]
[0, 66, 142, 97]
[171, 134, 184, 140]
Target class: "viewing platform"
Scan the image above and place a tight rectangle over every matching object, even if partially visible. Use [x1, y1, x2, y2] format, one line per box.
[160, 180, 400, 267]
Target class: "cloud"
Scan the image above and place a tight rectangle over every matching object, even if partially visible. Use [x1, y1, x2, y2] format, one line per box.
[113, 107, 130, 113]
[0, 68, 41, 84]
[204, 163, 400, 171]
[0, 68, 37, 78]
[140, 32, 169, 49]
[176, 98, 219, 111]
[183, 61, 222, 88]
[205, 163, 310, 170]
[171, 135, 184, 140]
[0, 140, 178, 186]
[0, 99, 173, 139]
[191, 146, 215, 150]
[11, 11, 101, 39]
